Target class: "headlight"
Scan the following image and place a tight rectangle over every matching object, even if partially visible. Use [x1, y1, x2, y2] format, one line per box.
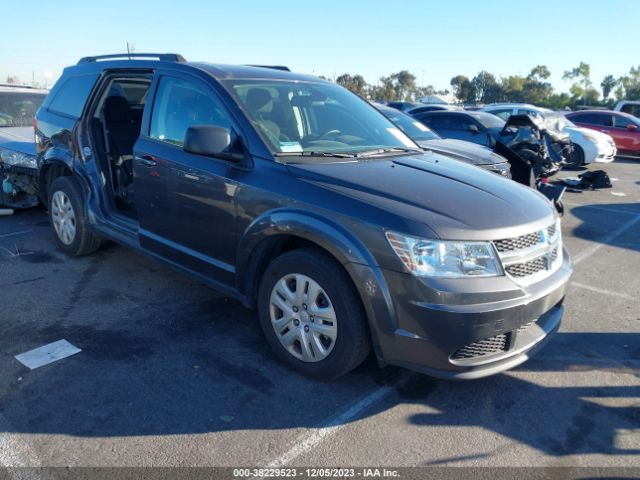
[385, 232, 503, 278]
[0, 148, 37, 169]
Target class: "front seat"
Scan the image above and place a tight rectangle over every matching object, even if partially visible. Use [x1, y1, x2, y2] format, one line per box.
[245, 88, 281, 143]
[103, 96, 137, 199]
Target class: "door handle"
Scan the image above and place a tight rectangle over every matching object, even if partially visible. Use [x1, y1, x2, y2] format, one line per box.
[139, 154, 157, 167]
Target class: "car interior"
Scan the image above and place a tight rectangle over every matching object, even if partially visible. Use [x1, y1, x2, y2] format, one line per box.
[89, 76, 152, 219]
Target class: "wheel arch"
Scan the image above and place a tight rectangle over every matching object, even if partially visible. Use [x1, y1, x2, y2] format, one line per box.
[236, 209, 378, 308]
[38, 153, 75, 207]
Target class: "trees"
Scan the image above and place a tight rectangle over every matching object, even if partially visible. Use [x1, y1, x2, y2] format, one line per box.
[618, 66, 640, 100]
[601, 75, 618, 100]
[563, 62, 594, 105]
[450, 75, 475, 103]
[390, 70, 417, 101]
[325, 62, 636, 108]
[471, 71, 501, 104]
[336, 73, 368, 97]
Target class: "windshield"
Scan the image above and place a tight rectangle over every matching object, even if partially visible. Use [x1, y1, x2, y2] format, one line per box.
[378, 106, 440, 142]
[0, 91, 47, 127]
[543, 111, 575, 130]
[468, 112, 505, 129]
[224, 79, 420, 157]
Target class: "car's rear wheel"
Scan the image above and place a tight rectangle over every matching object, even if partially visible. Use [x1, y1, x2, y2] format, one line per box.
[49, 176, 101, 256]
[258, 247, 370, 379]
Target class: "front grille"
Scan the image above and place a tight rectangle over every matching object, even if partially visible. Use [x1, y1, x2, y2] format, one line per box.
[493, 223, 561, 285]
[451, 334, 508, 360]
[505, 257, 546, 277]
[494, 231, 542, 253]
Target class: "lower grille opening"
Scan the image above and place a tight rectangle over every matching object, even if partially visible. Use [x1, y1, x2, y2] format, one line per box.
[451, 320, 539, 362]
[451, 334, 508, 360]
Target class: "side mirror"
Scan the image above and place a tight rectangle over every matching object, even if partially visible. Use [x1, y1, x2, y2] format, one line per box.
[627, 124, 638, 131]
[468, 124, 480, 134]
[184, 125, 240, 160]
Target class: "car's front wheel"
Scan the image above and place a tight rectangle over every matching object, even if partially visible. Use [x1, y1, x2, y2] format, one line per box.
[258, 247, 370, 379]
[566, 144, 585, 168]
[49, 176, 101, 256]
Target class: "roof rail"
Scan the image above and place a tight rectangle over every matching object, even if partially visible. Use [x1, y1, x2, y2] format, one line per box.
[247, 65, 291, 72]
[77, 53, 186, 65]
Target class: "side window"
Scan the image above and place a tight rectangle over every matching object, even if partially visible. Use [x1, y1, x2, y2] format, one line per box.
[491, 109, 512, 121]
[613, 115, 633, 129]
[418, 114, 445, 129]
[49, 74, 99, 118]
[446, 115, 467, 130]
[150, 76, 231, 147]
[571, 113, 607, 126]
[516, 108, 538, 118]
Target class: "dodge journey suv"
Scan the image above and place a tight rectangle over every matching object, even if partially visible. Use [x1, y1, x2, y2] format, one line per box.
[35, 53, 572, 379]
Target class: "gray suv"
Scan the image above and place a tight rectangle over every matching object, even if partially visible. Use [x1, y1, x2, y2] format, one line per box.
[35, 54, 572, 379]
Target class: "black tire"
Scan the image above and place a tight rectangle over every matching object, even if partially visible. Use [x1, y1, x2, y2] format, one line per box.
[48, 176, 101, 256]
[566, 144, 585, 168]
[257, 247, 371, 379]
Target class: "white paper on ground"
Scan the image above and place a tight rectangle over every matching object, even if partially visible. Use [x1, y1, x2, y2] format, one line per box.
[15, 339, 81, 370]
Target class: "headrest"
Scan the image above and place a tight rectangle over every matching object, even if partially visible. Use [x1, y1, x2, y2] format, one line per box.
[246, 88, 273, 113]
[104, 96, 131, 123]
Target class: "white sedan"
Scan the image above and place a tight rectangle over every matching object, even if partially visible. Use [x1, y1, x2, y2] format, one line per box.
[482, 104, 617, 166]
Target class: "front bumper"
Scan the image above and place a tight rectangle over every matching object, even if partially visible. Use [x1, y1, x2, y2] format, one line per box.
[0, 164, 39, 208]
[590, 141, 617, 163]
[368, 247, 572, 379]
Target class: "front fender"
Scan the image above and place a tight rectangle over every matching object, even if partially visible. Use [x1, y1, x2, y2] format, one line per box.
[236, 208, 378, 281]
[236, 209, 400, 361]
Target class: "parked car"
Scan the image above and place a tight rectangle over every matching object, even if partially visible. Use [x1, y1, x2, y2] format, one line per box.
[614, 100, 640, 119]
[482, 103, 616, 166]
[565, 110, 640, 156]
[385, 101, 422, 112]
[375, 103, 510, 177]
[0, 84, 48, 208]
[406, 104, 462, 115]
[36, 53, 571, 380]
[413, 110, 570, 181]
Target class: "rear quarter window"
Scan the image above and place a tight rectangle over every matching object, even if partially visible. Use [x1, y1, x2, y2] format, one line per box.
[48, 74, 99, 118]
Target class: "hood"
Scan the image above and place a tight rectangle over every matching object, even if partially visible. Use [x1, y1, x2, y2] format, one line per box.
[286, 152, 555, 241]
[0, 127, 36, 156]
[418, 138, 506, 166]
[565, 126, 613, 144]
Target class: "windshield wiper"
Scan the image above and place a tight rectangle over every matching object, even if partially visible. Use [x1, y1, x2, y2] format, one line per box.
[354, 147, 423, 158]
[274, 151, 356, 158]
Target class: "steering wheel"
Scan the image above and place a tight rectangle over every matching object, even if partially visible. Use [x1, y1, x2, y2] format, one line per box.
[318, 129, 342, 140]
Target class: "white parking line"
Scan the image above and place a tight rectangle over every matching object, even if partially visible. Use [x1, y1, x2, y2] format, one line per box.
[0, 230, 32, 239]
[573, 213, 640, 265]
[570, 281, 637, 301]
[266, 373, 411, 467]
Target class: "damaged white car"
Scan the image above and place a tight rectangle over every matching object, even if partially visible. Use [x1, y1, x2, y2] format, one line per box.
[0, 84, 48, 208]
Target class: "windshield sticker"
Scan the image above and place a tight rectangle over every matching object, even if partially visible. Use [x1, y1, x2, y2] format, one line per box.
[387, 127, 417, 148]
[279, 141, 303, 153]
[413, 122, 429, 132]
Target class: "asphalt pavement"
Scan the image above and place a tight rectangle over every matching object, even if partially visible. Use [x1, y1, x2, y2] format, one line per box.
[0, 158, 639, 475]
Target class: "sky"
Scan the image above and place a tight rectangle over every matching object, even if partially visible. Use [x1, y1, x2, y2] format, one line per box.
[2, 0, 638, 95]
